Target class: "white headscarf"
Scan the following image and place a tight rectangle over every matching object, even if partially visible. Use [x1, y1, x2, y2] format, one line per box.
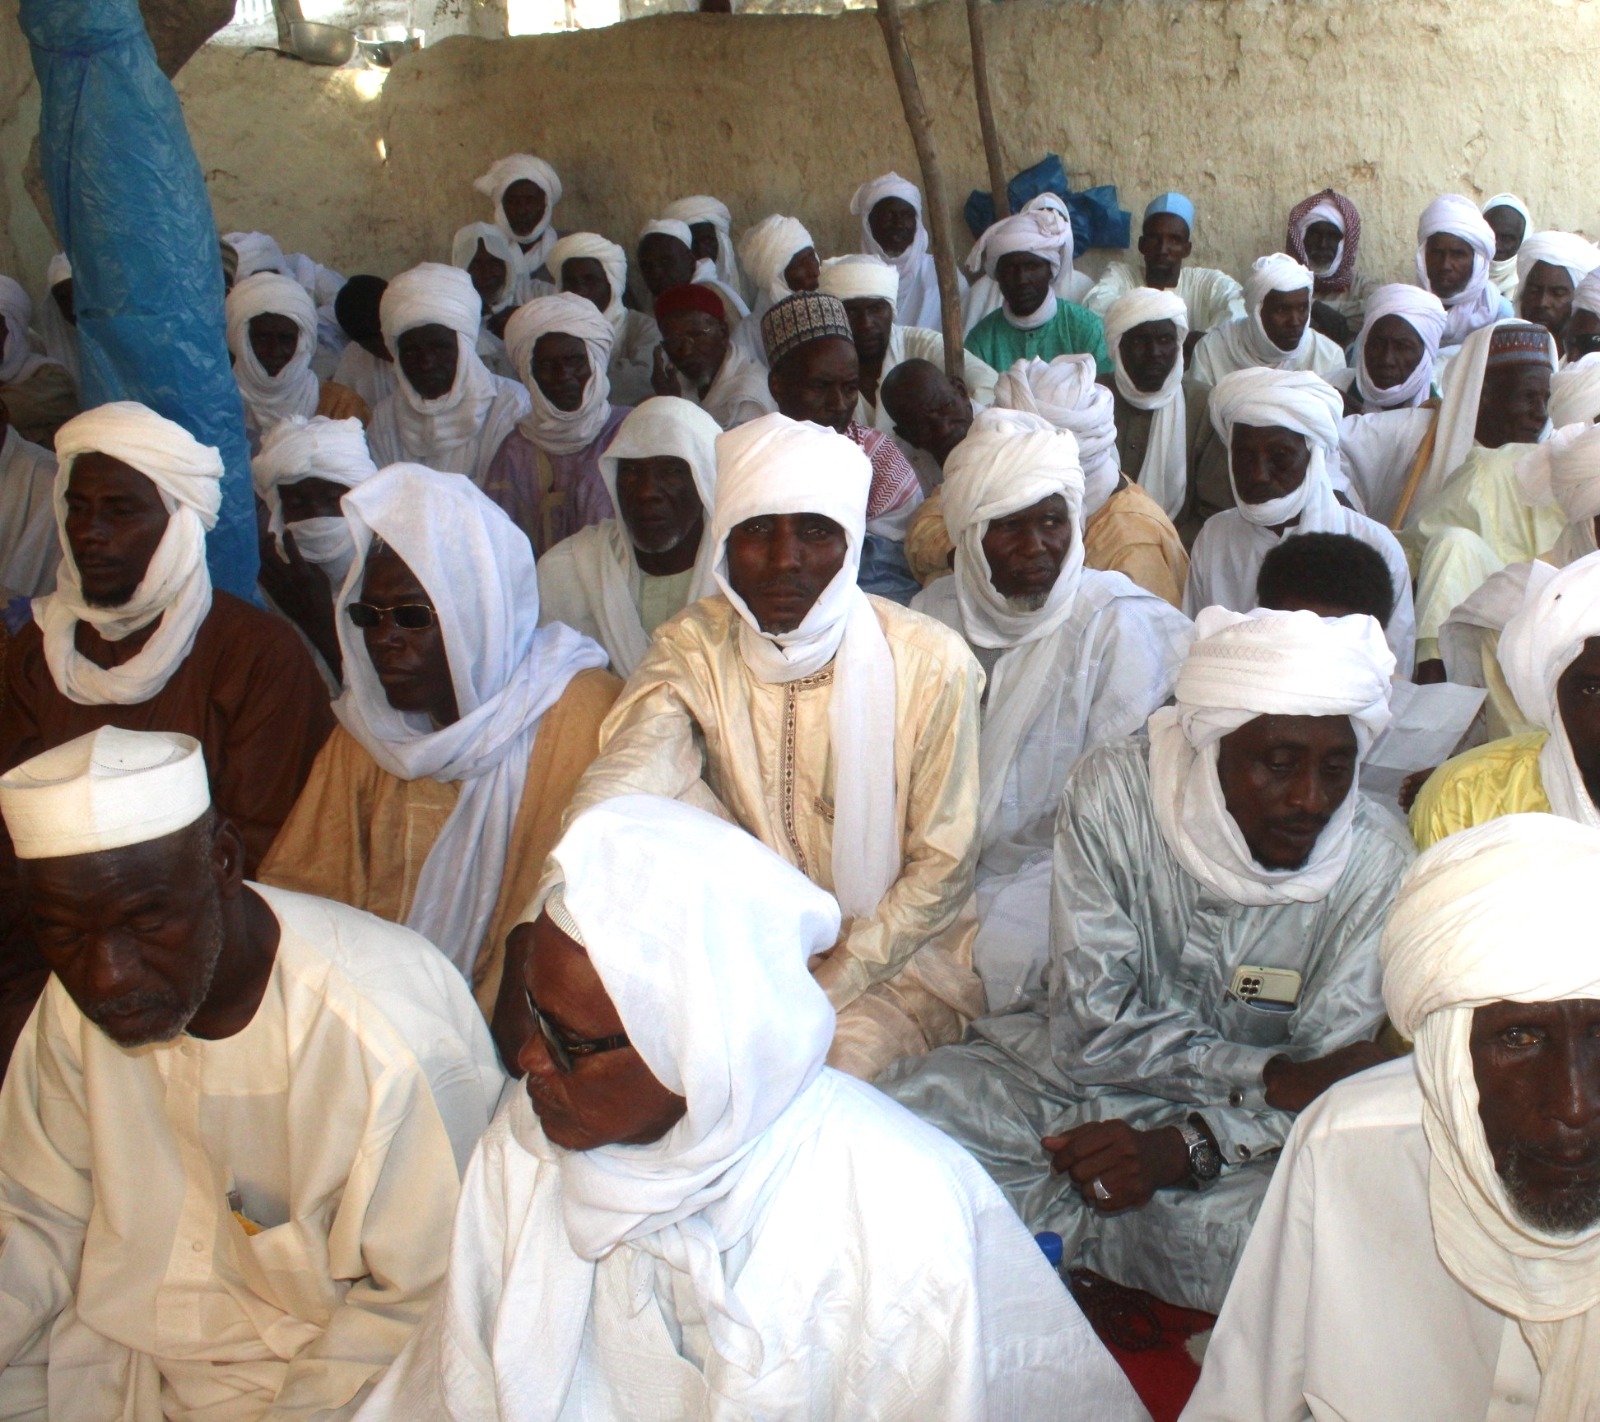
[1499, 551, 1600, 829]
[39, 255, 78, 384]
[1417, 195, 1503, 349]
[0, 275, 56, 386]
[225, 272, 320, 438]
[991, 354, 1119, 515]
[585, 396, 723, 675]
[379, 262, 505, 463]
[335, 464, 608, 976]
[850, 172, 931, 315]
[1573, 270, 1600, 323]
[663, 195, 741, 291]
[1516, 421, 1600, 566]
[1551, 352, 1600, 428]
[1353, 283, 1448, 410]
[737, 215, 816, 305]
[474, 154, 563, 277]
[224, 230, 287, 281]
[1381, 812, 1600, 1422]
[1242, 253, 1317, 366]
[1482, 193, 1533, 299]
[251, 415, 378, 583]
[818, 253, 899, 313]
[504, 293, 615, 456]
[36, 403, 221, 706]
[549, 232, 630, 329]
[965, 207, 1072, 331]
[1147, 605, 1394, 905]
[450, 221, 517, 312]
[1208, 365, 1345, 527]
[1105, 287, 1190, 519]
[711, 413, 898, 919]
[1516, 230, 1600, 297]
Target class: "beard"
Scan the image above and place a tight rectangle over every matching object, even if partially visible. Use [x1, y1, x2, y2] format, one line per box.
[84, 898, 227, 1049]
[1502, 1148, 1600, 1235]
[1004, 591, 1051, 613]
[630, 523, 695, 556]
[83, 581, 140, 609]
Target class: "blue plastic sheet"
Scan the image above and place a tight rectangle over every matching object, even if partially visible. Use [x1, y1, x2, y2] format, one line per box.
[965, 155, 1132, 254]
[20, 0, 258, 599]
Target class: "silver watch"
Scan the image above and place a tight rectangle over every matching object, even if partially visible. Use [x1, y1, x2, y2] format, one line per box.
[1179, 1114, 1223, 1182]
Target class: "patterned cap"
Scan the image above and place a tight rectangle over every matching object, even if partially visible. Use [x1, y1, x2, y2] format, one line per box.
[761, 290, 852, 368]
[1487, 322, 1556, 366]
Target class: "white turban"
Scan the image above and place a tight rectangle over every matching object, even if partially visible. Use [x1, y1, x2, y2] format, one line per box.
[967, 207, 1071, 281]
[1551, 351, 1600, 427]
[1516, 420, 1600, 567]
[1148, 605, 1394, 905]
[46, 252, 71, 288]
[37, 402, 222, 707]
[662, 194, 740, 290]
[1499, 550, 1600, 829]
[379, 262, 502, 446]
[473, 153, 562, 273]
[991, 355, 1119, 514]
[1105, 287, 1190, 519]
[1380, 812, 1600, 1422]
[818, 254, 899, 312]
[1237, 252, 1316, 367]
[1417, 195, 1502, 347]
[225, 271, 320, 437]
[1574, 269, 1600, 321]
[251, 414, 378, 577]
[549, 232, 629, 326]
[1353, 283, 1448, 410]
[224, 230, 287, 280]
[1483, 192, 1533, 297]
[1207, 366, 1343, 527]
[381, 261, 480, 347]
[336, 464, 607, 976]
[0, 275, 51, 386]
[588, 396, 723, 675]
[711, 413, 896, 919]
[851, 172, 927, 308]
[504, 292, 614, 456]
[450, 221, 517, 310]
[1516, 230, 1600, 292]
[737, 215, 816, 304]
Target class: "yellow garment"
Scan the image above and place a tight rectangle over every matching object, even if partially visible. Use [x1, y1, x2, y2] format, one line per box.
[316, 380, 373, 429]
[565, 595, 986, 1080]
[904, 482, 1189, 608]
[1408, 731, 1551, 850]
[261, 668, 621, 1015]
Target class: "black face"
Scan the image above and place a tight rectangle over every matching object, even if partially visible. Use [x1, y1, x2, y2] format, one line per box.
[1475, 362, 1551, 448]
[1521, 261, 1577, 340]
[466, 239, 509, 310]
[1230, 424, 1311, 509]
[658, 309, 729, 385]
[1484, 205, 1528, 264]
[63, 453, 171, 607]
[278, 476, 348, 523]
[768, 337, 859, 434]
[725, 512, 848, 634]
[247, 312, 300, 378]
[980, 494, 1073, 607]
[560, 256, 612, 313]
[1568, 309, 1600, 363]
[883, 366, 973, 466]
[1118, 318, 1181, 392]
[1301, 220, 1343, 272]
[995, 252, 1054, 319]
[1138, 213, 1192, 286]
[637, 233, 696, 298]
[783, 246, 821, 293]
[1259, 289, 1311, 353]
[531, 332, 591, 412]
[1558, 637, 1600, 796]
[501, 179, 547, 240]
[614, 455, 702, 555]
[688, 221, 720, 264]
[397, 323, 460, 401]
[1363, 314, 1427, 392]
[357, 549, 458, 725]
[1216, 713, 1358, 869]
[1425, 233, 1477, 300]
[842, 297, 895, 365]
[868, 196, 919, 258]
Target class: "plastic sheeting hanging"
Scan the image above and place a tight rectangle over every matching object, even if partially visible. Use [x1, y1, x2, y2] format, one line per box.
[965, 155, 1133, 255]
[19, 0, 258, 600]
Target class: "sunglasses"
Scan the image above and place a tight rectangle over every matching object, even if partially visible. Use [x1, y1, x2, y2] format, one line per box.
[524, 989, 630, 1075]
[346, 602, 437, 630]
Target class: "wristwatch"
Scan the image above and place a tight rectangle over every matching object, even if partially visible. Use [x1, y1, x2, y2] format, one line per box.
[1179, 1114, 1223, 1183]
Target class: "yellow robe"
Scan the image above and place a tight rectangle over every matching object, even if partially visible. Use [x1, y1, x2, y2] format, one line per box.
[565, 595, 986, 1080]
[260, 668, 621, 1016]
[1408, 731, 1551, 850]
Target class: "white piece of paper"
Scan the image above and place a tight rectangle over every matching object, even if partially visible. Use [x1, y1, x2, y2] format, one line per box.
[1363, 679, 1487, 811]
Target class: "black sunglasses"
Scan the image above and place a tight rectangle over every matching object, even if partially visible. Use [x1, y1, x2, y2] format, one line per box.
[525, 989, 630, 1075]
[346, 601, 437, 630]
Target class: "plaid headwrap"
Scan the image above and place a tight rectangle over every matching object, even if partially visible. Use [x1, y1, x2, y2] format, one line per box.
[1285, 188, 1362, 297]
[761, 290, 852, 368]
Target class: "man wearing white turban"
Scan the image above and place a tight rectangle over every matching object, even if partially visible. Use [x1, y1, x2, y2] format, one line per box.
[849, 170, 967, 333]
[1566, 269, 1600, 365]
[0, 390, 59, 606]
[0, 726, 504, 1422]
[1184, 812, 1600, 1421]
[1517, 230, 1600, 358]
[1418, 195, 1515, 355]
[355, 794, 1146, 1422]
[0, 404, 334, 1070]
[449, 221, 519, 380]
[563, 413, 986, 1081]
[883, 606, 1413, 1313]
[38, 253, 77, 388]
[662, 193, 748, 301]
[1188, 253, 1346, 391]
[911, 408, 1192, 1008]
[736, 213, 819, 312]
[963, 193, 1097, 334]
[225, 272, 370, 449]
[260, 465, 617, 1025]
[1186, 368, 1416, 674]
[484, 292, 627, 555]
[473, 153, 562, 303]
[1484, 192, 1534, 302]
[223, 231, 349, 380]
[551, 232, 660, 407]
[964, 208, 1111, 377]
[368, 262, 531, 489]
[1104, 285, 1194, 524]
[536, 396, 723, 676]
[0, 274, 77, 449]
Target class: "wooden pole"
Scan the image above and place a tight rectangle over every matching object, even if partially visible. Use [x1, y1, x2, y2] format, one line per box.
[875, 0, 966, 380]
[966, 0, 1008, 222]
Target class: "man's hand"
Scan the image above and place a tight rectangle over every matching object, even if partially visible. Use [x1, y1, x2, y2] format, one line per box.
[1414, 658, 1447, 685]
[1262, 1039, 1395, 1113]
[257, 528, 340, 678]
[1040, 1119, 1190, 1213]
[1310, 301, 1355, 347]
[650, 343, 679, 397]
[1398, 766, 1437, 812]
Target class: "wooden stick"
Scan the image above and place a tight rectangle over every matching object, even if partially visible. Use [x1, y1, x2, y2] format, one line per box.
[875, 0, 966, 380]
[966, 0, 1008, 222]
[1389, 400, 1442, 531]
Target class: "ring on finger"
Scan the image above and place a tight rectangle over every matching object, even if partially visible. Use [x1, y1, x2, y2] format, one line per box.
[1091, 1177, 1112, 1202]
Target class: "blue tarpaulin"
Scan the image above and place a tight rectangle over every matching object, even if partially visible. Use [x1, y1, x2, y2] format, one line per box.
[965, 154, 1133, 254]
[19, 0, 257, 599]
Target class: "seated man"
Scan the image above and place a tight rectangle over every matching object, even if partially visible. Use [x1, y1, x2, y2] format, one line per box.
[661, 193, 744, 297]
[366, 262, 529, 486]
[882, 356, 974, 499]
[762, 290, 924, 603]
[737, 213, 820, 317]
[448, 220, 518, 379]
[964, 193, 1096, 333]
[536, 395, 723, 675]
[0, 403, 333, 1072]
[1103, 286, 1193, 523]
[1569, 271, 1600, 363]
[649, 282, 773, 430]
[1256, 531, 1397, 627]
[881, 607, 1413, 1312]
[850, 170, 964, 332]
[913, 407, 1191, 1007]
[551, 232, 658, 407]
[225, 272, 369, 450]
[473, 152, 562, 301]
[485, 291, 627, 554]
[636, 218, 701, 302]
[563, 413, 986, 1080]
[1084, 193, 1245, 353]
[330, 275, 397, 410]
[964, 208, 1111, 376]
[1483, 191, 1531, 302]
[0, 394, 59, 606]
[1516, 229, 1600, 359]
[1184, 813, 1600, 1419]
[818, 253, 996, 435]
[1189, 253, 1346, 390]
[1185, 368, 1416, 674]
[0, 727, 504, 1421]
[1417, 194, 1513, 355]
[0, 275, 77, 450]
[259, 465, 618, 1027]
[358, 795, 1146, 1421]
[1283, 188, 1374, 346]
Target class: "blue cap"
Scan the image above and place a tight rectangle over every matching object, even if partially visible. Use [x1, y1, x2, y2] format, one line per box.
[1144, 192, 1195, 231]
[1034, 1231, 1065, 1268]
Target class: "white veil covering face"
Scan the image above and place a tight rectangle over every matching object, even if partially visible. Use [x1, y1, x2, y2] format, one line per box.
[1146, 606, 1394, 905]
[225, 271, 321, 437]
[36, 402, 222, 706]
[1483, 192, 1533, 298]
[334, 464, 607, 976]
[1207, 365, 1344, 529]
[710, 412, 899, 920]
[1104, 286, 1189, 518]
[250, 414, 378, 584]
[1381, 812, 1600, 1422]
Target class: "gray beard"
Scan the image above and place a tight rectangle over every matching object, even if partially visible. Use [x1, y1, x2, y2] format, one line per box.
[1003, 591, 1051, 614]
[86, 902, 226, 1048]
[631, 525, 696, 557]
[1502, 1150, 1600, 1235]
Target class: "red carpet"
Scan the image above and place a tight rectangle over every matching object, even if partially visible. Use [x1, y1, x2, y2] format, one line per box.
[1069, 1270, 1215, 1422]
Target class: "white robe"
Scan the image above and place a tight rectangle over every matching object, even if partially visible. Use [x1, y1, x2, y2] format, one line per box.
[0, 886, 505, 1422]
[367, 376, 529, 487]
[331, 344, 398, 411]
[1084, 261, 1246, 333]
[0, 424, 60, 601]
[1337, 405, 1436, 527]
[668, 342, 774, 430]
[1181, 1058, 1542, 1422]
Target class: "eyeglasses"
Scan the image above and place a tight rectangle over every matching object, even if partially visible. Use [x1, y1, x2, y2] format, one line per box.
[346, 602, 437, 630]
[524, 989, 630, 1075]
